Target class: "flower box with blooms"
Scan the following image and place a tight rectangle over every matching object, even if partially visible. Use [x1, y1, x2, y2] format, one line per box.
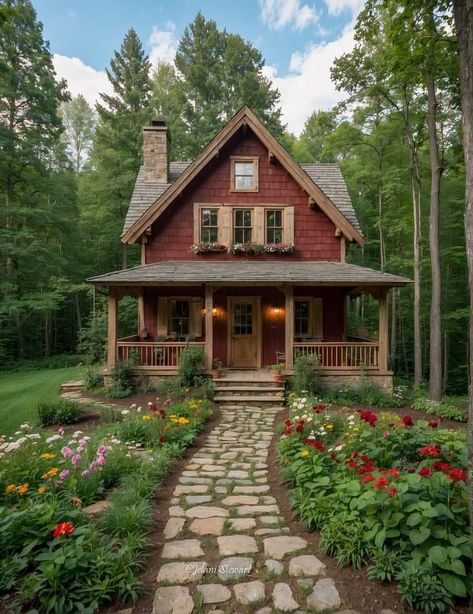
[190, 242, 226, 254]
[228, 242, 295, 255]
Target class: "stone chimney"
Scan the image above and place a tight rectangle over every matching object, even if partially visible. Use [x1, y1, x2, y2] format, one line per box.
[143, 120, 171, 183]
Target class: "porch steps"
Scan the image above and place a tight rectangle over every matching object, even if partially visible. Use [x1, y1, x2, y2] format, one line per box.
[214, 371, 285, 408]
[214, 394, 284, 404]
[215, 385, 283, 393]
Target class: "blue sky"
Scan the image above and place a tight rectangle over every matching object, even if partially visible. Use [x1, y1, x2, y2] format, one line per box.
[32, 0, 362, 134]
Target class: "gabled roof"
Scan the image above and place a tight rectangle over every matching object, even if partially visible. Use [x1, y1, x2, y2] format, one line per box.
[88, 261, 409, 287]
[122, 106, 364, 245]
[123, 161, 361, 235]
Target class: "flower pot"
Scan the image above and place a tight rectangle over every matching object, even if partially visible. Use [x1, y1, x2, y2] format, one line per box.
[272, 371, 284, 384]
[211, 369, 221, 379]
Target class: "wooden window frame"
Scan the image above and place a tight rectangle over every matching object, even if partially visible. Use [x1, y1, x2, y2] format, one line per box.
[233, 208, 254, 244]
[265, 208, 284, 244]
[199, 207, 219, 243]
[294, 297, 323, 340]
[230, 156, 259, 192]
[157, 296, 203, 339]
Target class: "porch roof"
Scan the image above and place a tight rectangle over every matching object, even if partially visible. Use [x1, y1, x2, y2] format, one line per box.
[88, 261, 409, 287]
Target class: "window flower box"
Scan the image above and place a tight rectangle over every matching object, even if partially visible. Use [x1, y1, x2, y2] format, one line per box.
[228, 243, 295, 256]
[191, 242, 227, 254]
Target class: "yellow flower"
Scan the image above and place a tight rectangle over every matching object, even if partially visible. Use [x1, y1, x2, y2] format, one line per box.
[38, 486, 46, 495]
[352, 426, 360, 432]
[326, 423, 334, 430]
[178, 417, 190, 425]
[142, 415, 152, 421]
[300, 450, 310, 457]
[5, 483, 16, 494]
[40, 453, 56, 460]
[41, 467, 59, 479]
[16, 482, 29, 495]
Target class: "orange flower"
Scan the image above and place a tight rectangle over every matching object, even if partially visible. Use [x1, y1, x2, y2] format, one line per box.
[38, 486, 46, 495]
[40, 453, 56, 459]
[41, 467, 59, 479]
[16, 483, 29, 495]
[5, 483, 16, 493]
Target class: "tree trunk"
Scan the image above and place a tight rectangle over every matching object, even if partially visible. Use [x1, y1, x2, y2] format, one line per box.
[427, 74, 443, 400]
[453, 0, 473, 575]
[412, 168, 423, 385]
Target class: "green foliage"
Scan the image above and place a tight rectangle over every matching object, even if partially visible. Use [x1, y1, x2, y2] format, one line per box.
[156, 376, 182, 398]
[83, 366, 103, 391]
[106, 357, 136, 398]
[178, 347, 205, 386]
[293, 354, 320, 394]
[2, 354, 85, 372]
[78, 311, 108, 364]
[36, 399, 82, 426]
[278, 402, 470, 610]
[99, 498, 153, 537]
[411, 391, 467, 422]
[321, 381, 403, 408]
[60, 94, 96, 173]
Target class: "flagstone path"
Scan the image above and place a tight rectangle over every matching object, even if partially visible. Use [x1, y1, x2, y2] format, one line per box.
[153, 404, 351, 614]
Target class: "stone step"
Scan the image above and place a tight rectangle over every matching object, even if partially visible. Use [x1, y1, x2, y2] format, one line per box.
[215, 394, 285, 403]
[215, 385, 284, 393]
[60, 380, 84, 393]
[216, 378, 279, 386]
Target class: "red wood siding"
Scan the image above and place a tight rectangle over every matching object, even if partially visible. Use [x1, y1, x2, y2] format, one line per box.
[145, 129, 341, 262]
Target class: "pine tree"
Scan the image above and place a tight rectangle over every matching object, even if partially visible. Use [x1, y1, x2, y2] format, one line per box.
[61, 94, 96, 173]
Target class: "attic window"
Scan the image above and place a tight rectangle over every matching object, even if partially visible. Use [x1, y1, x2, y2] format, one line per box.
[231, 157, 259, 192]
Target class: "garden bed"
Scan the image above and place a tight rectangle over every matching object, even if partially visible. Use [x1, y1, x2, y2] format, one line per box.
[0, 393, 215, 613]
[276, 395, 470, 614]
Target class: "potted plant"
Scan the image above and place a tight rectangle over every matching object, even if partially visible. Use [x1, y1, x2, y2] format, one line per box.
[271, 363, 285, 383]
[211, 358, 223, 379]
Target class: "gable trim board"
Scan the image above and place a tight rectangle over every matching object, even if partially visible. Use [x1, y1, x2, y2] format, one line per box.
[121, 106, 364, 246]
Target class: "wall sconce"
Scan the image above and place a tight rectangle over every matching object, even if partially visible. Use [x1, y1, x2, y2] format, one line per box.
[270, 304, 283, 317]
[203, 306, 220, 317]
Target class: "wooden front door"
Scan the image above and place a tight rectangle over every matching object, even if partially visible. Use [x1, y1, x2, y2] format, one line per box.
[229, 298, 261, 368]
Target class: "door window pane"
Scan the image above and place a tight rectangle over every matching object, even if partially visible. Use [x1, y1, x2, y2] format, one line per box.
[233, 303, 253, 335]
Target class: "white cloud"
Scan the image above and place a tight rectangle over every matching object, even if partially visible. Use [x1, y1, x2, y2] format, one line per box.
[259, 0, 320, 31]
[325, 0, 364, 16]
[263, 25, 356, 135]
[148, 22, 178, 67]
[53, 54, 112, 106]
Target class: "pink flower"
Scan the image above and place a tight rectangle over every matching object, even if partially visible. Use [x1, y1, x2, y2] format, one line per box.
[61, 446, 74, 458]
[96, 455, 106, 466]
[97, 444, 108, 456]
[78, 438, 87, 446]
[57, 427, 65, 436]
[59, 469, 70, 480]
[383, 431, 390, 438]
[81, 469, 91, 478]
[71, 454, 81, 465]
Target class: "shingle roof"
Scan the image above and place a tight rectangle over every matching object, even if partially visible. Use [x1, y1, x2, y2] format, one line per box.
[300, 164, 361, 232]
[88, 261, 408, 287]
[122, 161, 361, 234]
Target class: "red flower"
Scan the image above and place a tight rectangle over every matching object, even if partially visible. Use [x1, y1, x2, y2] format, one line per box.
[428, 420, 438, 428]
[358, 410, 377, 426]
[149, 402, 158, 413]
[159, 408, 166, 417]
[362, 474, 375, 483]
[447, 468, 467, 483]
[389, 486, 397, 497]
[419, 466, 433, 477]
[388, 468, 400, 478]
[159, 435, 166, 443]
[374, 476, 389, 489]
[283, 428, 293, 436]
[284, 420, 292, 426]
[313, 403, 326, 413]
[419, 444, 441, 457]
[330, 452, 337, 459]
[402, 415, 413, 427]
[433, 461, 453, 472]
[52, 521, 75, 538]
[295, 424, 304, 433]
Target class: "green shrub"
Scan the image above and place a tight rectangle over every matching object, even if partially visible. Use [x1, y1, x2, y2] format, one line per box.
[320, 510, 369, 569]
[156, 376, 182, 398]
[397, 563, 455, 614]
[78, 312, 108, 363]
[99, 498, 154, 537]
[322, 380, 400, 407]
[83, 366, 103, 391]
[293, 353, 320, 394]
[178, 347, 205, 386]
[36, 399, 82, 426]
[412, 392, 466, 422]
[106, 357, 136, 398]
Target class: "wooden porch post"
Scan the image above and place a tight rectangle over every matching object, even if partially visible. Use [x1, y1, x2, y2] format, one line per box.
[204, 285, 213, 371]
[378, 288, 389, 371]
[284, 285, 294, 370]
[107, 290, 118, 372]
[138, 291, 145, 331]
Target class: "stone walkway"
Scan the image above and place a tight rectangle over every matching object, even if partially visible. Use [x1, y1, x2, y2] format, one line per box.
[153, 404, 350, 614]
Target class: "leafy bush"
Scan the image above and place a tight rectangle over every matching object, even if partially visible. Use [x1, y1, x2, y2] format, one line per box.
[83, 365, 103, 391]
[178, 347, 205, 386]
[322, 380, 402, 407]
[106, 357, 136, 398]
[412, 392, 466, 422]
[36, 399, 82, 426]
[278, 401, 470, 612]
[156, 376, 182, 398]
[293, 353, 320, 394]
[78, 311, 108, 363]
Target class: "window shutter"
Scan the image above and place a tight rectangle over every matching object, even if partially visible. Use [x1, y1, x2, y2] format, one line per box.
[157, 297, 168, 336]
[193, 203, 200, 243]
[311, 298, 324, 339]
[284, 207, 295, 245]
[219, 206, 231, 246]
[254, 207, 264, 244]
[190, 298, 203, 337]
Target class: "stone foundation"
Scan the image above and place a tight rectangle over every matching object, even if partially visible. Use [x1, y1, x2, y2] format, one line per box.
[317, 372, 393, 394]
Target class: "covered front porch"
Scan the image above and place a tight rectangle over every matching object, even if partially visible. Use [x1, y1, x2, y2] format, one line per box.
[88, 261, 408, 391]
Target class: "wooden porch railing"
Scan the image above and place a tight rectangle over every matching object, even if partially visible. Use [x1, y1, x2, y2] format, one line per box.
[117, 341, 205, 369]
[293, 341, 380, 370]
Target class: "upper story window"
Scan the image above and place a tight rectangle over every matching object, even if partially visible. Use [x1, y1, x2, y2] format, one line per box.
[231, 157, 259, 191]
[234, 209, 252, 243]
[200, 208, 219, 242]
[266, 209, 283, 244]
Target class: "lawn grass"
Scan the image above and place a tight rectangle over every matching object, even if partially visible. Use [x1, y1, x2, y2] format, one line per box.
[0, 366, 82, 435]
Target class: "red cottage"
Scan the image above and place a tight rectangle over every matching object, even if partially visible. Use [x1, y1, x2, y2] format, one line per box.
[89, 107, 408, 392]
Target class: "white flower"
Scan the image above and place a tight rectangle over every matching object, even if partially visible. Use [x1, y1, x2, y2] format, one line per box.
[335, 445, 343, 451]
[73, 430, 83, 438]
[137, 406, 142, 412]
[46, 434, 62, 443]
[130, 403, 136, 408]
[121, 409, 130, 415]
[4, 442, 20, 452]
[20, 423, 31, 430]
[14, 431, 21, 435]
[347, 414, 355, 420]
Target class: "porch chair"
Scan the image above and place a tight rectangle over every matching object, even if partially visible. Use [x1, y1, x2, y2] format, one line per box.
[275, 351, 286, 365]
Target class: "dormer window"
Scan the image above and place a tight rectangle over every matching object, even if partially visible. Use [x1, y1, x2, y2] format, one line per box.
[231, 156, 259, 192]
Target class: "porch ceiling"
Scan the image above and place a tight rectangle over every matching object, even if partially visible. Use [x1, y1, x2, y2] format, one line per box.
[87, 260, 409, 288]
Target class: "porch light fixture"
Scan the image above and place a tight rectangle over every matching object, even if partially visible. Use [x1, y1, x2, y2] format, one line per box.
[270, 304, 283, 316]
